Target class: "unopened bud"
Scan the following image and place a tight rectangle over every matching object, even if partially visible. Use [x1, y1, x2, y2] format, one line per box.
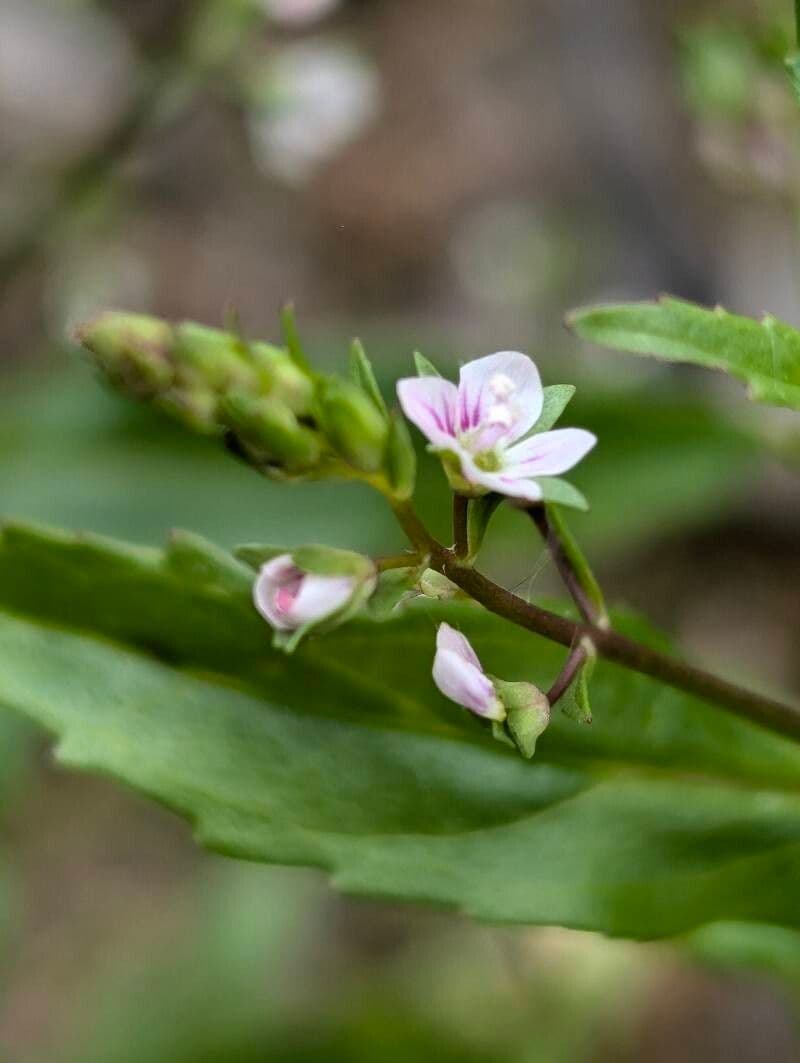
[250, 342, 315, 415]
[419, 569, 460, 600]
[76, 312, 173, 397]
[317, 378, 389, 473]
[222, 392, 322, 471]
[252, 545, 376, 651]
[172, 323, 257, 392]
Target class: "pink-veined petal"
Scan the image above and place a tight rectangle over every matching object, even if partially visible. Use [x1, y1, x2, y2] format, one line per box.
[397, 376, 460, 449]
[457, 452, 544, 502]
[457, 351, 543, 440]
[504, 428, 597, 478]
[433, 626, 503, 719]
[436, 621, 483, 670]
[253, 554, 303, 630]
[290, 573, 355, 626]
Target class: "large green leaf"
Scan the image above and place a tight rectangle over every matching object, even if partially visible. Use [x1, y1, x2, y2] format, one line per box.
[568, 296, 800, 410]
[0, 522, 799, 939]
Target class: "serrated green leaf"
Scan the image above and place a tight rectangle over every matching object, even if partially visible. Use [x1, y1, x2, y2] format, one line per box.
[413, 351, 442, 378]
[2, 523, 800, 938]
[568, 296, 800, 411]
[349, 339, 388, 416]
[534, 385, 576, 433]
[537, 478, 588, 511]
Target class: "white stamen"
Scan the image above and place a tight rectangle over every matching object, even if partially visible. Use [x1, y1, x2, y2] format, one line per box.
[487, 403, 513, 428]
[489, 373, 516, 400]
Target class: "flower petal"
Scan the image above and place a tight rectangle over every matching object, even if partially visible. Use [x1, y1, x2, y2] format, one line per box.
[396, 377, 460, 449]
[504, 428, 597, 477]
[458, 453, 544, 502]
[433, 629, 503, 720]
[457, 351, 543, 440]
[253, 554, 301, 630]
[436, 621, 483, 670]
[290, 573, 355, 626]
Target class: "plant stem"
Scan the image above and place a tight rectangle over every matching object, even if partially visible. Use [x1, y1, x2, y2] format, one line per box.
[391, 500, 800, 743]
[376, 553, 419, 572]
[527, 504, 609, 628]
[452, 494, 470, 560]
[546, 641, 588, 705]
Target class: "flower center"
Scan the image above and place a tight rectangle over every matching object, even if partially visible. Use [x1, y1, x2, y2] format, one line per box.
[474, 450, 502, 472]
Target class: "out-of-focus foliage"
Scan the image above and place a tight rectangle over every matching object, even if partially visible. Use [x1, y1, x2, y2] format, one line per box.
[2, 524, 800, 938]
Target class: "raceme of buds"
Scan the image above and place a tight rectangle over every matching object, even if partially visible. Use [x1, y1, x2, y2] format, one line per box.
[76, 311, 415, 495]
[77, 313, 315, 436]
[397, 351, 595, 502]
[252, 545, 377, 651]
[432, 623, 550, 757]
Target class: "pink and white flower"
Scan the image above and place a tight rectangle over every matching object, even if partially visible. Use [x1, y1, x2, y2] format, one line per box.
[397, 351, 596, 502]
[254, 554, 358, 632]
[432, 623, 505, 720]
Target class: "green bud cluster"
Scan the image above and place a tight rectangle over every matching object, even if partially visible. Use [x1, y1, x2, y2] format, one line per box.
[75, 311, 416, 497]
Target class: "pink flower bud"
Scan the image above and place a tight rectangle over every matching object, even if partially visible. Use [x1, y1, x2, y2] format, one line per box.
[432, 623, 505, 721]
[254, 554, 358, 632]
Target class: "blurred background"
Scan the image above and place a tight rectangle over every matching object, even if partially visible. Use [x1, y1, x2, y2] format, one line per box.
[2, 0, 800, 1059]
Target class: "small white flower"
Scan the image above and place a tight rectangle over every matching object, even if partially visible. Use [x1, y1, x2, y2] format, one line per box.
[432, 623, 505, 721]
[254, 554, 357, 632]
[397, 351, 596, 501]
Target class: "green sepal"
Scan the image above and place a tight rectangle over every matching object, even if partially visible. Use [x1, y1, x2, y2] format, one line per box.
[233, 544, 288, 570]
[537, 478, 588, 511]
[561, 638, 597, 725]
[291, 545, 374, 579]
[490, 720, 515, 749]
[492, 679, 551, 759]
[534, 385, 576, 433]
[466, 493, 502, 560]
[385, 411, 417, 500]
[316, 378, 389, 473]
[350, 339, 388, 416]
[413, 351, 442, 377]
[280, 303, 312, 373]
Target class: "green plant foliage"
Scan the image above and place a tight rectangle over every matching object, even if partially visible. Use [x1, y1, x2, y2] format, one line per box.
[1, 523, 800, 939]
[568, 296, 800, 410]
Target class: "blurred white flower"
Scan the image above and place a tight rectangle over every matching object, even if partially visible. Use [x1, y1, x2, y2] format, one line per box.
[248, 40, 380, 184]
[262, 0, 340, 27]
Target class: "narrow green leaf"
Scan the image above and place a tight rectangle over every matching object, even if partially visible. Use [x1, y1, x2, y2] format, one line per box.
[349, 339, 388, 416]
[466, 493, 502, 560]
[568, 296, 800, 411]
[413, 351, 442, 378]
[280, 303, 311, 373]
[537, 478, 588, 511]
[534, 385, 576, 433]
[3, 523, 800, 938]
[385, 411, 417, 500]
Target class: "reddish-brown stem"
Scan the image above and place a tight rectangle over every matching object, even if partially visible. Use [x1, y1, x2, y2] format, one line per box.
[391, 500, 800, 744]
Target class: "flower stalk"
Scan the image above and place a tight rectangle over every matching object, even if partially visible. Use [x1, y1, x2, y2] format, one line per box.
[526, 504, 609, 629]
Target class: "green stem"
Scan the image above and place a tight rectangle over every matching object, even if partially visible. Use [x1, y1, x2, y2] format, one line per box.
[390, 500, 800, 744]
[527, 504, 609, 628]
[376, 552, 420, 572]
